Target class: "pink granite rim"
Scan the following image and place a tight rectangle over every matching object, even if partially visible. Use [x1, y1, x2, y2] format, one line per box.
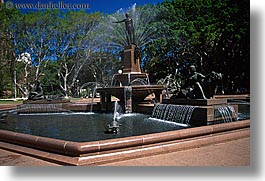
[0, 120, 250, 157]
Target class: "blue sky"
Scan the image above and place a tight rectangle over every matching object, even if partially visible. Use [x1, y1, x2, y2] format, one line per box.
[7, 0, 166, 14]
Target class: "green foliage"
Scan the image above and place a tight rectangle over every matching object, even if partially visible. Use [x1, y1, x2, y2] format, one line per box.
[143, 0, 249, 93]
[0, 6, 21, 97]
[0, 67, 13, 97]
[0, 1, 250, 97]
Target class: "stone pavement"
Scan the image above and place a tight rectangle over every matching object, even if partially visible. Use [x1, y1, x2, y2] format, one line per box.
[0, 137, 249, 166]
[101, 137, 250, 166]
[0, 148, 59, 166]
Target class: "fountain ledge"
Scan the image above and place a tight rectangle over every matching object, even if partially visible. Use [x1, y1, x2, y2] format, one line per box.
[162, 98, 227, 106]
[0, 120, 249, 165]
[17, 100, 101, 113]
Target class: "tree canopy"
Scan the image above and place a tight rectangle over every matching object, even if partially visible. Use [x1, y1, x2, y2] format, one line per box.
[144, 0, 249, 94]
[0, 0, 250, 98]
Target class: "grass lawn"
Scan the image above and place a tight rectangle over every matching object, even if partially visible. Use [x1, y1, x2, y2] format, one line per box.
[0, 100, 23, 104]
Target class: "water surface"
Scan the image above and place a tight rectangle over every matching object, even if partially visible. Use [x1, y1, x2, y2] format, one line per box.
[0, 113, 185, 142]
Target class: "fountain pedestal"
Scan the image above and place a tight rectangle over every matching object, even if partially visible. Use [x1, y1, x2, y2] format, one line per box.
[123, 45, 141, 73]
[111, 45, 150, 87]
[111, 73, 149, 86]
[97, 44, 164, 113]
[97, 85, 163, 113]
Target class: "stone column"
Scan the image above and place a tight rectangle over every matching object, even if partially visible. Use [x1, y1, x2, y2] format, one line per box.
[100, 91, 112, 112]
[123, 45, 141, 73]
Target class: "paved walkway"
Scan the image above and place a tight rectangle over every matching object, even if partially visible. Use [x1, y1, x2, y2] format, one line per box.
[0, 149, 59, 166]
[101, 137, 250, 166]
[0, 137, 249, 166]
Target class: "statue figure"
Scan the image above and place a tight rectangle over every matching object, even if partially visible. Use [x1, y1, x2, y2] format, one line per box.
[202, 71, 223, 98]
[113, 13, 136, 45]
[28, 80, 44, 100]
[173, 65, 224, 99]
[28, 79, 65, 101]
[176, 65, 207, 99]
[187, 65, 207, 99]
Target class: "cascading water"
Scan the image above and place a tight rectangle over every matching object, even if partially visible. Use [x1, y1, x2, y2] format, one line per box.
[128, 73, 131, 85]
[124, 86, 132, 113]
[214, 105, 238, 123]
[90, 86, 97, 113]
[79, 82, 99, 113]
[16, 103, 69, 113]
[151, 103, 197, 126]
[130, 77, 150, 86]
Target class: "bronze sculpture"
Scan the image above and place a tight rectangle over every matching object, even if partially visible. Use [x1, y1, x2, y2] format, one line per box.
[113, 13, 136, 45]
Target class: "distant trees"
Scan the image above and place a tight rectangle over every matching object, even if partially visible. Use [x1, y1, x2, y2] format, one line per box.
[0, 7, 20, 97]
[54, 11, 103, 97]
[0, 0, 250, 98]
[143, 0, 250, 93]
[9, 10, 62, 97]
[0, 8, 120, 98]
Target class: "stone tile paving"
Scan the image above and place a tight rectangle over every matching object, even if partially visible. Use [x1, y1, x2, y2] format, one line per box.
[100, 137, 250, 166]
[0, 149, 60, 166]
[0, 137, 249, 166]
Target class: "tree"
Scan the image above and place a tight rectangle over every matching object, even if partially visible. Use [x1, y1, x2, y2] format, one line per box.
[143, 0, 250, 93]
[54, 11, 102, 97]
[0, 6, 20, 97]
[10, 10, 62, 97]
[6, 10, 103, 98]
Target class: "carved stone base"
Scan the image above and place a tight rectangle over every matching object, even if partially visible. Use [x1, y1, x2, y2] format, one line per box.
[97, 85, 164, 113]
[111, 73, 149, 86]
[123, 45, 141, 73]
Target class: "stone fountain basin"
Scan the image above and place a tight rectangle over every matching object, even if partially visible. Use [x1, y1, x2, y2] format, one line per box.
[97, 85, 164, 103]
[0, 120, 249, 165]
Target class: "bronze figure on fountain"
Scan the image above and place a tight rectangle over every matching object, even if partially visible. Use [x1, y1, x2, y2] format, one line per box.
[170, 65, 223, 100]
[113, 13, 136, 46]
[97, 13, 164, 113]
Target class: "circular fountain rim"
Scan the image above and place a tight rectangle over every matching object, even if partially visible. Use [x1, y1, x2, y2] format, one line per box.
[0, 119, 250, 158]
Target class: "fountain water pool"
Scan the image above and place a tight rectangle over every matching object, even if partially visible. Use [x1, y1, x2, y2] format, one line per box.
[0, 112, 186, 142]
[0, 102, 250, 165]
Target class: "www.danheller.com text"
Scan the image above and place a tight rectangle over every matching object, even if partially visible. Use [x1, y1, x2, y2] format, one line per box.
[5, 1, 91, 10]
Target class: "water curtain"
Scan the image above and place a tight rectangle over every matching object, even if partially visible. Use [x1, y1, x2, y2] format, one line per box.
[151, 103, 196, 125]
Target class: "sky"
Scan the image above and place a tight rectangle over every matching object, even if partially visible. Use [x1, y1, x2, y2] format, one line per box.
[5, 0, 166, 14]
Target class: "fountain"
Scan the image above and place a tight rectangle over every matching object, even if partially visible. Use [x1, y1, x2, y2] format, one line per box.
[97, 27, 164, 113]
[0, 4, 250, 166]
[160, 65, 240, 126]
[124, 86, 132, 113]
[151, 103, 197, 126]
[16, 103, 69, 113]
[96, 4, 164, 113]
[105, 101, 122, 134]
[214, 105, 238, 123]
